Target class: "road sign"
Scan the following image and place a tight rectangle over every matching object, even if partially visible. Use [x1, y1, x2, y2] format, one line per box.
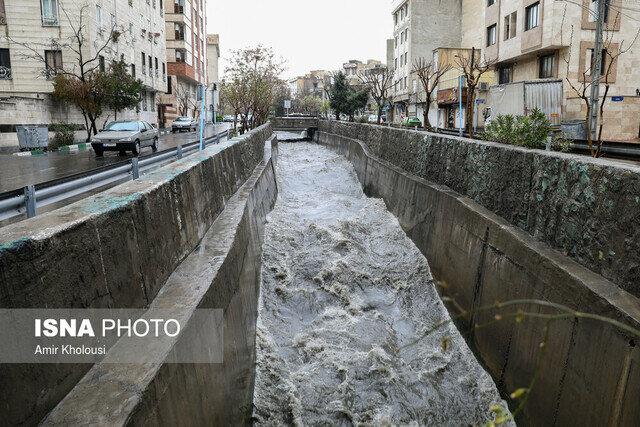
[284, 100, 291, 109]
[612, 96, 624, 102]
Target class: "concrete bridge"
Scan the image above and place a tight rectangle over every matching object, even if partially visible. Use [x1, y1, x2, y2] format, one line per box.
[1, 118, 639, 425]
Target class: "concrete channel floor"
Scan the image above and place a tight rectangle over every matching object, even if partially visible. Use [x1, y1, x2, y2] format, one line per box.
[252, 142, 511, 425]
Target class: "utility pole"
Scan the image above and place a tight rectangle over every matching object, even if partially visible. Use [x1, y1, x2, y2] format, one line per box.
[199, 84, 207, 151]
[589, 0, 607, 140]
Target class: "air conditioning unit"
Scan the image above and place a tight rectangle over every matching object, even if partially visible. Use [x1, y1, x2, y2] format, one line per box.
[479, 82, 490, 91]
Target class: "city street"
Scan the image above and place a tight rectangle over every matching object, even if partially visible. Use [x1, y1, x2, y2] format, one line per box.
[0, 123, 230, 194]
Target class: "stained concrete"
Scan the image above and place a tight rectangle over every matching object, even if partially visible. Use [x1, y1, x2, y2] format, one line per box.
[318, 121, 640, 299]
[271, 117, 318, 132]
[316, 122, 640, 426]
[0, 124, 274, 425]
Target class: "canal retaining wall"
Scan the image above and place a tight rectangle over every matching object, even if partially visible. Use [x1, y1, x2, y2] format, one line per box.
[316, 120, 640, 426]
[0, 124, 276, 425]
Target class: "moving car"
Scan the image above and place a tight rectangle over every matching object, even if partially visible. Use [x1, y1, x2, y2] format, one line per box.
[402, 117, 423, 128]
[171, 117, 197, 132]
[91, 120, 158, 157]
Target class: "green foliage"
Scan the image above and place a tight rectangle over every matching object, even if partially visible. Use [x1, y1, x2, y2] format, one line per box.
[48, 123, 76, 150]
[328, 72, 369, 120]
[100, 60, 145, 116]
[355, 115, 369, 123]
[484, 109, 551, 149]
[551, 133, 573, 152]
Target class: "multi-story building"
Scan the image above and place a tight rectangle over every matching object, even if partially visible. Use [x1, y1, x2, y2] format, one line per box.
[480, 0, 640, 142]
[389, 0, 640, 142]
[159, 0, 207, 127]
[206, 33, 219, 122]
[342, 59, 385, 86]
[0, 0, 167, 150]
[289, 70, 331, 100]
[390, 0, 462, 122]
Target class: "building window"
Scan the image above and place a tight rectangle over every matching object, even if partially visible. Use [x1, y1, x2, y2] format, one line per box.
[589, 0, 610, 23]
[174, 0, 184, 14]
[488, 0, 495, 6]
[41, 0, 59, 26]
[142, 92, 148, 111]
[162, 62, 166, 81]
[175, 49, 186, 63]
[155, 57, 159, 76]
[141, 52, 146, 74]
[99, 55, 105, 72]
[96, 5, 102, 26]
[0, 48, 12, 80]
[539, 54, 556, 78]
[504, 12, 517, 40]
[148, 54, 152, 74]
[131, 63, 136, 78]
[167, 76, 172, 94]
[174, 23, 185, 40]
[588, 48, 608, 76]
[487, 24, 497, 46]
[45, 49, 62, 78]
[498, 65, 513, 84]
[525, 2, 539, 31]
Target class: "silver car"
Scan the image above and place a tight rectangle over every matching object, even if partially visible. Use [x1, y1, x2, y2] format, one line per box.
[91, 120, 159, 157]
[171, 116, 197, 132]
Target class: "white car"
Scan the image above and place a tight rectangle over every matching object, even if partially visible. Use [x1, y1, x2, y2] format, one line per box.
[91, 120, 158, 157]
[171, 117, 197, 133]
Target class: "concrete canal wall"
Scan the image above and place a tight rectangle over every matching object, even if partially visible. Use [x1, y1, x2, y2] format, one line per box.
[0, 124, 277, 425]
[316, 120, 640, 426]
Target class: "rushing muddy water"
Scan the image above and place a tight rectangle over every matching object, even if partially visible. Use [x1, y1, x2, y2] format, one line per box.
[253, 142, 509, 425]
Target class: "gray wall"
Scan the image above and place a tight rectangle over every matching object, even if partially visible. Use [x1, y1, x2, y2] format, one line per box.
[317, 121, 640, 425]
[0, 124, 274, 425]
[272, 117, 319, 131]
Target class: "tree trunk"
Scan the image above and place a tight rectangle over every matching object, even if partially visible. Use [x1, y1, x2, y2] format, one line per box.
[377, 106, 383, 124]
[465, 86, 476, 137]
[423, 101, 432, 131]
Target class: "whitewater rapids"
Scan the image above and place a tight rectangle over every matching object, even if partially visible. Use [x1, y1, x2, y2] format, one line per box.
[252, 142, 509, 425]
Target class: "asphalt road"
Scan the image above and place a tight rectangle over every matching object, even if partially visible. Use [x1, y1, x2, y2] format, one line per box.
[0, 123, 230, 194]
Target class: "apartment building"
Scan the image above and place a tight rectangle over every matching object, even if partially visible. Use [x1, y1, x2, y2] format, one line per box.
[289, 70, 331, 100]
[159, 0, 207, 127]
[390, 0, 462, 122]
[342, 59, 385, 86]
[206, 33, 219, 122]
[480, 0, 640, 142]
[0, 0, 167, 150]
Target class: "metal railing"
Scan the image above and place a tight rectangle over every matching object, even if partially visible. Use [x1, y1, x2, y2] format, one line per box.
[0, 129, 230, 224]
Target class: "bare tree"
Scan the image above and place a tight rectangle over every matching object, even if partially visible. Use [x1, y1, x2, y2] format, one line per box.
[174, 81, 197, 117]
[5, 3, 120, 139]
[561, 7, 640, 157]
[357, 68, 393, 124]
[412, 58, 451, 130]
[455, 47, 495, 137]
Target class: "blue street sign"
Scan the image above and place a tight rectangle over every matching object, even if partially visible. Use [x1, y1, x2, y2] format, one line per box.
[612, 96, 624, 102]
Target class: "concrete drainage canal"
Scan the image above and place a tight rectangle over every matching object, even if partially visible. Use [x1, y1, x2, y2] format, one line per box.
[252, 140, 508, 424]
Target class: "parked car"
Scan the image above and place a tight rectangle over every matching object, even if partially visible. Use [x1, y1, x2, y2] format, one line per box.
[171, 116, 197, 132]
[91, 120, 158, 157]
[402, 117, 423, 128]
[223, 115, 235, 122]
[368, 114, 379, 123]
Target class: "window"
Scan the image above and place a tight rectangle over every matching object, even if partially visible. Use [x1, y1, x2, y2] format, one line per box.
[148, 55, 152, 74]
[154, 57, 158, 76]
[487, 24, 497, 46]
[589, 0, 610, 23]
[131, 63, 136, 78]
[498, 65, 513, 84]
[167, 75, 172, 94]
[41, 0, 59, 26]
[176, 49, 186, 63]
[162, 62, 166, 81]
[99, 55, 105, 72]
[174, 0, 184, 14]
[488, 0, 495, 6]
[45, 50, 62, 78]
[504, 12, 517, 40]
[0, 48, 11, 80]
[588, 48, 607, 76]
[96, 5, 102, 26]
[539, 54, 556, 78]
[141, 52, 146, 74]
[525, 2, 539, 31]
[174, 23, 184, 40]
[110, 13, 115, 29]
[394, 12, 398, 26]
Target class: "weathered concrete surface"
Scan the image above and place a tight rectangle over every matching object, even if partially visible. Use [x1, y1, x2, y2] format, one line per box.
[317, 123, 640, 426]
[0, 124, 273, 425]
[271, 116, 318, 131]
[317, 121, 640, 299]
[42, 136, 279, 426]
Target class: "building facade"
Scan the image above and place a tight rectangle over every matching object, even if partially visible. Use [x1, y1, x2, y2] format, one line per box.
[206, 33, 219, 122]
[0, 0, 167, 150]
[389, 0, 640, 141]
[390, 0, 462, 122]
[159, 0, 207, 127]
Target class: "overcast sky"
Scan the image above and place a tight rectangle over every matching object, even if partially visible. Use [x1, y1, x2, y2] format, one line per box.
[208, 0, 395, 79]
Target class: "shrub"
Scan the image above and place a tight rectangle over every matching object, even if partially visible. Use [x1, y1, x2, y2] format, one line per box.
[485, 108, 551, 149]
[355, 115, 369, 123]
[48, 123, 77, 150]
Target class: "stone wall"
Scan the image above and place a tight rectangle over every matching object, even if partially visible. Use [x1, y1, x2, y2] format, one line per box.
[0, 124, 274, 425]
[316, 121, 640, 425]
[318, 120, 640, 298]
